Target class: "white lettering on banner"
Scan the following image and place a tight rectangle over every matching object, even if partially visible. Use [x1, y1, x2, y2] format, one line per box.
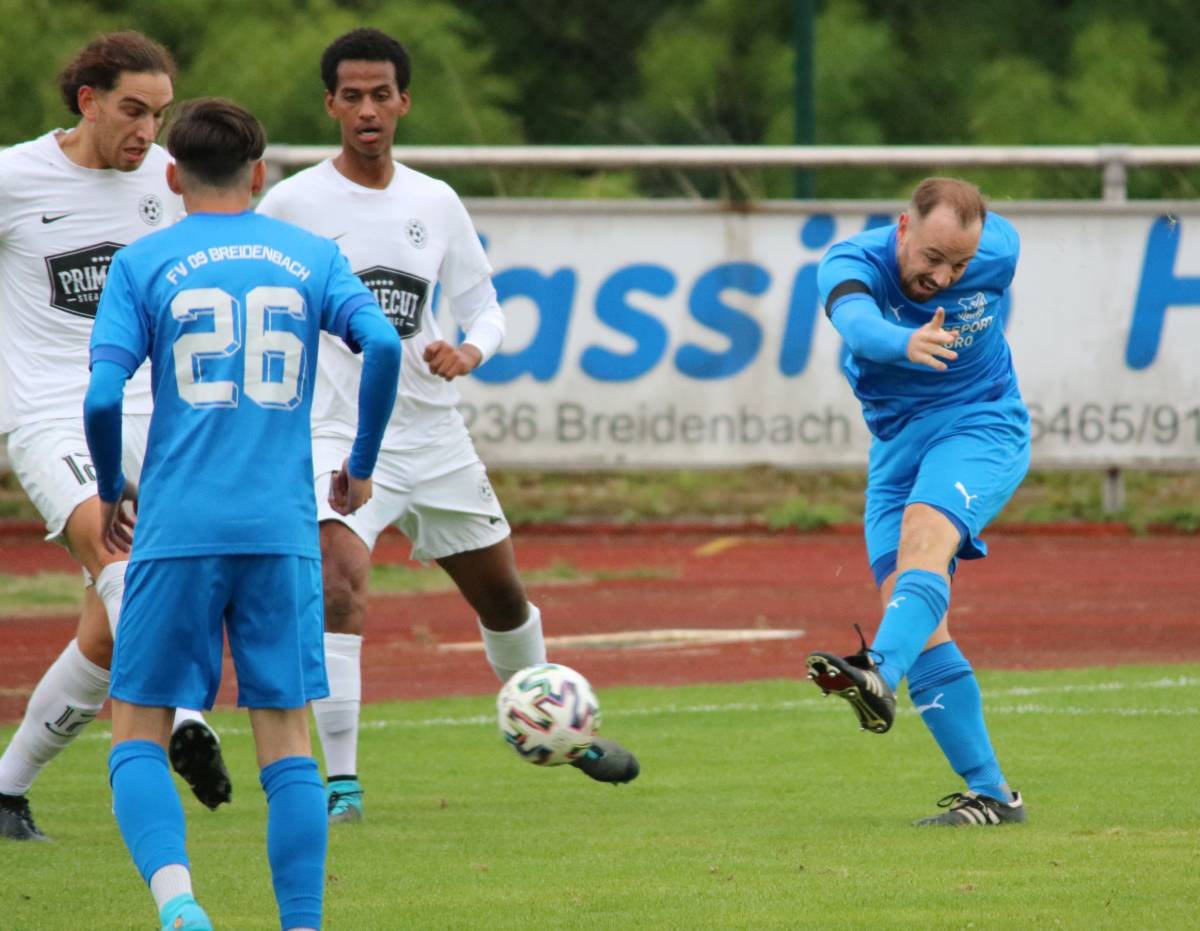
[440, 204, 1200, 469]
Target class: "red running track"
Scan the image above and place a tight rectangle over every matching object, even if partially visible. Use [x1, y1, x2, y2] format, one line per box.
[1, 528, 1197, 721]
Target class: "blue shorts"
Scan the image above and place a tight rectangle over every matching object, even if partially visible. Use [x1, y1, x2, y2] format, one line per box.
[111, 555, 328, 710]
[864, 395, 1030, 587]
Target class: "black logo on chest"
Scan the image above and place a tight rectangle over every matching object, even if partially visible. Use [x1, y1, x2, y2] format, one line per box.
[356, 266, 431, 340]
[44, 241, 123, 319]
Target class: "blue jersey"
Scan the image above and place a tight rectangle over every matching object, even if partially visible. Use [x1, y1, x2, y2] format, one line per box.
[818, 213, 1022, 440]
[90, 211, 378, 560]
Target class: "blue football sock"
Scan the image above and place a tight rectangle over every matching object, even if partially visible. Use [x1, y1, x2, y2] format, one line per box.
[908, 641, 1012, 803]
[870, 569, 950, 690]
[109, 740, 189, 885]
[260, 756, 327, 931]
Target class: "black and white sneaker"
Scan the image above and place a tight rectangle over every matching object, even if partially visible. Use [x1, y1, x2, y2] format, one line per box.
[805, 625, 896, 734]
[169, 720, 232, 811]
[913, 790, 1028, 827]
[571, 737, 640, 784]
[0, 792, 48, 841]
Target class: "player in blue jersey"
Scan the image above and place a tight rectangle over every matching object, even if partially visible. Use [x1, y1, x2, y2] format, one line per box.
[83, 98, 401, 931]
[804, 178, 1029, 828]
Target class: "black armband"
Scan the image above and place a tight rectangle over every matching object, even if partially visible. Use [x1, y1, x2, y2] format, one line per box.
[824, 279, 873, 318]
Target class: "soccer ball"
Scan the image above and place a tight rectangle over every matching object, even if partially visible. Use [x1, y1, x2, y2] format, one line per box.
[497, 663, 600, 766]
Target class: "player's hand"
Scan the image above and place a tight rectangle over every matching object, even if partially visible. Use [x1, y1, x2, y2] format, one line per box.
[328, 459, 373, 516]
[423, 340, 482, 381]
[907, 307, 958, 371]
[99, 480, 139, 555]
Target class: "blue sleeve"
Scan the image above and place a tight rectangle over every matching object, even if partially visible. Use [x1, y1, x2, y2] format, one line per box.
[817, 245, 879, 308]
[829, 296, 912, 364]
[818, 245, 910, 364]
[345, 308, 402, 479]
[320, 245, 376, 352]
[90, 255, 151, 366]
[974, 213, 1021, 290]
[83, 360, 133, 503]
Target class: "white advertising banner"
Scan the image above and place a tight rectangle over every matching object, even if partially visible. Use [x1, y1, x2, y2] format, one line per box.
[2, 202, 1197, 472]
[445, 201, 1200, 469]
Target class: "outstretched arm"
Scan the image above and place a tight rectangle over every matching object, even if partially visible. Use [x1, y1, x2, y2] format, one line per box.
[831, 295, 959, 371]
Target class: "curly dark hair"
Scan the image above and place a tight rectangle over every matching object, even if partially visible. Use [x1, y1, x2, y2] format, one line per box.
[58, 31, 176, 116]
[320, 28, 411, 94]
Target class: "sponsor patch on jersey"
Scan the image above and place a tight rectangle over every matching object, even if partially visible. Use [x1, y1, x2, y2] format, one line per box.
[139, 194, 164, 226]
[405, 217, 428, 249]
[957, 291, 988, 321]
[356, 265, 431, 339]
[44, 241, 123, 318]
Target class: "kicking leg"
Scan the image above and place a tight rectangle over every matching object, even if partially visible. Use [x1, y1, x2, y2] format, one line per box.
[437, 537, 543, 682]
[438, 539, 638, 785]
[876, 566, 1023, 826]
[807, 504, 956, 733]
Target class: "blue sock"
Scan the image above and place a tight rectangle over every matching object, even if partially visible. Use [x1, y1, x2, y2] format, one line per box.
[261, 756, 327, 931]
[908, 641, 1012, 802]
[109, 740, 189, 884]
[870, 569, 950, 690]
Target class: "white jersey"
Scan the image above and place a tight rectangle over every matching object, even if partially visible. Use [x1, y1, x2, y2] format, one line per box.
[257, 159, 498, 450]
[0, 131, 183, 434]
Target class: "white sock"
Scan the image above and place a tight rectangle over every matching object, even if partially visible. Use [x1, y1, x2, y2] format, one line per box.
[312, 632, 362, 778]
[0, 638, 109, 795]
[479, 603, 547, 683]
[171, 708, 214, 735]
[149, 864, 193, 911]
[94, 561, 127, 639]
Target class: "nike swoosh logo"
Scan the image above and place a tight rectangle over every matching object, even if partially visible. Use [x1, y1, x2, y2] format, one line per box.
[41, 213, 71, 224]
[332, 232, 348, 240]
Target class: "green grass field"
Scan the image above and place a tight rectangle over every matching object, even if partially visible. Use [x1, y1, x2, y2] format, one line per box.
[2, 666, 1197, 929]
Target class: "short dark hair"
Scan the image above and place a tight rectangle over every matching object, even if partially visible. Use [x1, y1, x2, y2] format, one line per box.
[320, 28, 411, 94]
[167, 98, 266, 189]
[58, 31, 176, 116]
[910, 177, 987, 227]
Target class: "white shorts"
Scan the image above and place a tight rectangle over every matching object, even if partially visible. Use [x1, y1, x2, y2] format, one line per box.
[313, 424, 510, 561]
[8, 415, 150, 542]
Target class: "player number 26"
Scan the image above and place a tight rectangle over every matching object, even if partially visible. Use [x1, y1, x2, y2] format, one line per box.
[171, 286, 306, 410]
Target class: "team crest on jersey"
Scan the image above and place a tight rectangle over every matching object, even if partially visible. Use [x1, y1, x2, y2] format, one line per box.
[957, 292, 988, 321]
[44, 241, 123, 318]
[138, 194, 164, 226]
[404, 218, 428, 249]
[356, 265, 431, 339]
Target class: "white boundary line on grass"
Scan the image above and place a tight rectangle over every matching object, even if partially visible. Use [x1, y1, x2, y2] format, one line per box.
[438, 628, 806, 651]
[62, 674, 1200, 741]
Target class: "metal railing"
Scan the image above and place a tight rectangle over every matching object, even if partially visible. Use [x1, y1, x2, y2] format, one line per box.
[262, 144, 1200, 202]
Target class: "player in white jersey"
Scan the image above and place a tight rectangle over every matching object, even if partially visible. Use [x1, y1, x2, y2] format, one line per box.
[0, 33, 231, 842]
[257, 28, 640, 822]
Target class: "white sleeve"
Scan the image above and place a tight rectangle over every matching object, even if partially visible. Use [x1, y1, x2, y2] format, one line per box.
[255, 183, 286, 220]
[450, 276, 505, 364]
[439, 189, 493, 298]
